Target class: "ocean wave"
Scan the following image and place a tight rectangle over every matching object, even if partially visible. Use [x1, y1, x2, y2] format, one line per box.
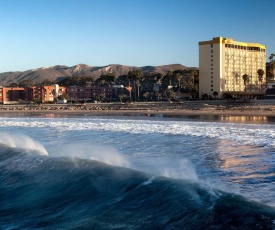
[0, 145, 274, 229]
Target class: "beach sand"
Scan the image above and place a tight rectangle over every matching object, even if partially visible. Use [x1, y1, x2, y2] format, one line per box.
[1, 101, 275, 117]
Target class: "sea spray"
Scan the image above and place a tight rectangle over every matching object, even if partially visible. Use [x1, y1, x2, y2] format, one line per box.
[50, 142, 130, 168]
[160, 159, 198, 181]
[130, 156, 199, 181]
[0, 132, 48, 156]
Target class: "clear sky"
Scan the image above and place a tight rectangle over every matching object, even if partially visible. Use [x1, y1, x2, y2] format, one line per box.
[1, 0, 274, 72]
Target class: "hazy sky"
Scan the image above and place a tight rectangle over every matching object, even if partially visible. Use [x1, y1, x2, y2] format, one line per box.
[1, 0, 274, 72]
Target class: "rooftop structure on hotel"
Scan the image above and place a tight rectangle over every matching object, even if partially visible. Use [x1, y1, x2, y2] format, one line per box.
[199, 37, 266, 99]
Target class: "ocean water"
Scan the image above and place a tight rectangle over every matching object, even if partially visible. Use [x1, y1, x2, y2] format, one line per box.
[0, 114, 274, 229]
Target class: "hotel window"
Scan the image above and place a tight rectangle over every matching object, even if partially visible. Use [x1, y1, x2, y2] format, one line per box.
[211, 59, 213, 62]
[211, 44, 213, 48]
[211, 50, 213, 53]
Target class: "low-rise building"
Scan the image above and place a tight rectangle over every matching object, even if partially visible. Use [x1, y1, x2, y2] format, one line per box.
[0, 84, 67, 104]
[66, 86, 118, 101]
[42, 84, 66, 102]
[27, 84, 66, 103]
[2, 87, 26, 104]
[27, 86, 43, 102]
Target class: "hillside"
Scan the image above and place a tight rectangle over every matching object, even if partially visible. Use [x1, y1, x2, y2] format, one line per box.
[0, 64, 194, 86]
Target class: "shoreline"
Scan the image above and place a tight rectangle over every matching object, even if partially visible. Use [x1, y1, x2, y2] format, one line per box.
[0, 109, 273, 116]
[1, 101, 275, 117]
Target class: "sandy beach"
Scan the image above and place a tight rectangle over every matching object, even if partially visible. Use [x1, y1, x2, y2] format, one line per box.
[1, 100, 275, 117]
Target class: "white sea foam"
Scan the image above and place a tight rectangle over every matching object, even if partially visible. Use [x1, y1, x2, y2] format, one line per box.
[142, 176, 156, 186]
[0, 117, 274, 148]
[0, 132, 48, 156]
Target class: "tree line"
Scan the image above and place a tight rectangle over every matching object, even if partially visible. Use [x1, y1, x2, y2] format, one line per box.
[8, 53, 274, 101]
[8, 69, 199, 102]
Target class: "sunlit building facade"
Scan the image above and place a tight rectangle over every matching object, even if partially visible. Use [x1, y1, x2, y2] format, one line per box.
[2, 87, 25, 104]
[26, 85, 66, 103]
[0, 85, 67, 104]
[66, 86, 118, 102]
[199, 37, 266, 99]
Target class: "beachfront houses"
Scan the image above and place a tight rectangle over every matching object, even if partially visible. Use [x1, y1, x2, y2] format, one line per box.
[0, 85, 121, 104]
[199, 37, 266, 99]
[2, 87, 26, 104]
[28, 84, 66, 103]
[66, 86, 119, 102]
[0, 85, 66, 104]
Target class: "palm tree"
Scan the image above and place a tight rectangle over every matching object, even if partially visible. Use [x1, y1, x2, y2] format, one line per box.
[134, 70, 143, 101]
[189, 69, 198, 84]
[166, 71, 173, 89]
[127, 70, 143, 101]
[257, 69, 265, 92]
[242, 74, 249, 85]
[173, 72, 183, 92]
[269, 53, 275, 62]
[213, 91, 218, 99]
[267, 53, 275, 81]
[126, 72, 134, 100]
[242, 74, 249, 98]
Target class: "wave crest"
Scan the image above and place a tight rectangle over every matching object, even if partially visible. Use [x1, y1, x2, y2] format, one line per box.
[0, 132, 48, 156]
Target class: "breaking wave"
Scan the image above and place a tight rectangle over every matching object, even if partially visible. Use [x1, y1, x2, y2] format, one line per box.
[0, 144, 274, 229]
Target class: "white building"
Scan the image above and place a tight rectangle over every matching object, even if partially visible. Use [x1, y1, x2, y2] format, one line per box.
[199, 37, 266, 99]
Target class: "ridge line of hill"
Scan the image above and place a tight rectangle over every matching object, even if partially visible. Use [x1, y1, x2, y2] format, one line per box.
[0, 63, 197, 86]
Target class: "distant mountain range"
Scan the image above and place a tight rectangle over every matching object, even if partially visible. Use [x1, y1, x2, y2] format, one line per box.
[0, 64, 195, 86]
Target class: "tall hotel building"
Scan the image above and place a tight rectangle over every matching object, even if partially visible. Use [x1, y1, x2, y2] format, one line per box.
[199, 37, 266, 98]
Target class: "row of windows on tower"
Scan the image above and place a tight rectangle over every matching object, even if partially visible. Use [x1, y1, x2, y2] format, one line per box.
[225, 44, 265, 51]
[210, 43, 265, 52]
[210, 51, 214, 91]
